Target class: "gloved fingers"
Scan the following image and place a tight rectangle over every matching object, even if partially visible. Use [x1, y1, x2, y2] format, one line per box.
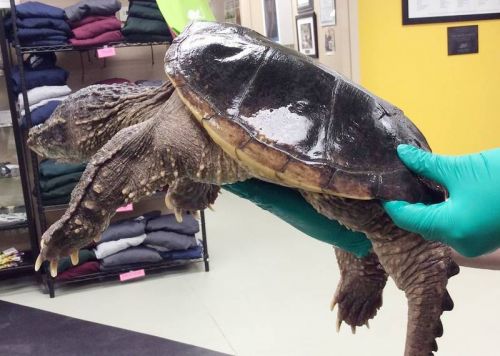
[396, 144, 455, 186]
[383, 200, 451, 242]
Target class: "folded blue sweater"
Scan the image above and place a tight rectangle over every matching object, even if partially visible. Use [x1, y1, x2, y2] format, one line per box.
[10, 66, 68, 94]
[4, 17, 71, 34]
[14, 1, 66, 19]
[16, 27, 68, 41]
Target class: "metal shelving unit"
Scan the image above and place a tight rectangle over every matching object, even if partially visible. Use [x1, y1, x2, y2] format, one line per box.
[1, 1, 210, 297]
[0, 6, 39, 279]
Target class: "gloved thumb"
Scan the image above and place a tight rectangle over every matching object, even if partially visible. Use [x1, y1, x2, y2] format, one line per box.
[383, 200, 450, 242]
[397, 144, 454, 186]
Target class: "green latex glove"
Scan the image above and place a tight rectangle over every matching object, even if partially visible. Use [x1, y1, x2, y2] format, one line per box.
[223, 179, 372, 258]
[384, 144, 500, 257]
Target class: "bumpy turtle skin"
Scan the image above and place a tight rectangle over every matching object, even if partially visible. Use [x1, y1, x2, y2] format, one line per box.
[332, 249, 387, 331]
[28, 82, 174, 162]
[302, 192, 459, 356]
[38, 93, 250, 261]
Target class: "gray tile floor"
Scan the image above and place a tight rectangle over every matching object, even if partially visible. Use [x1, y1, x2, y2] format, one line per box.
[1, 191, 499, 355]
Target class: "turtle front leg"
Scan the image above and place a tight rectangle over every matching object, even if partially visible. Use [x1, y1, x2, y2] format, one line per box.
[36, 117, 171, 275]
[36, 93, 249, 276]
[332, 249, 387, 333]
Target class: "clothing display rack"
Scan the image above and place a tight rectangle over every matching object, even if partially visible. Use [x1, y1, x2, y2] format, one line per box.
[0, 0, 210, 297]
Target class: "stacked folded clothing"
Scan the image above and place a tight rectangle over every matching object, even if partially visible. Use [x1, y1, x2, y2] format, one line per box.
[11, 53, 68, 95]
[57, 249, 96, 274]
[122, 0, 172, 43]
[94, 212, 202, 271]
[39, 160, 86, 206]
[66, 0, 124, 47]
[4, 1, 70, 46]
[10, 53, 71, 127]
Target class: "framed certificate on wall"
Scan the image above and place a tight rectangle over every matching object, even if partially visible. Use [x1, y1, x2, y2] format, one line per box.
[403, 0, 500, 25]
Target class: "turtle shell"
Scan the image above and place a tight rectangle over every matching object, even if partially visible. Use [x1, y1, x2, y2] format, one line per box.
[165, 21, 442, 203]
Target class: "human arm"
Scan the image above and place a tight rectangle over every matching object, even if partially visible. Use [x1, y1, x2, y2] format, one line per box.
[384, 144, 500, 258]
[451, 249, 500, 270]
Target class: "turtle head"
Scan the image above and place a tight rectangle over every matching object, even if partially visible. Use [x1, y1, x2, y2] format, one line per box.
[28, 105, 77, 162]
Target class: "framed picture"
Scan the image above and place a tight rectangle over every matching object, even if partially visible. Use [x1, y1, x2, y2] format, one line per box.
[324, 26, 335, 55]
[297, 0, 313, 13]
[262, 0, 279, 42]
[296, 12, 318, 58]
[403, 0, 500, 25]
[320, 0, 336, 26]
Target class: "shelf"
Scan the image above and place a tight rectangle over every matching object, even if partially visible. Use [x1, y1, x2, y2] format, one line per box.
[51, 258, 205, 286]
[0, 220, 27, 231]
[0, 250, 34, 277]
[15, 41, 171, 54]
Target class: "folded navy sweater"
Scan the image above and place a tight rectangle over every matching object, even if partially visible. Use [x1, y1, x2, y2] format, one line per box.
[13, 1, 66, 19]
[10, 66, 68, 94]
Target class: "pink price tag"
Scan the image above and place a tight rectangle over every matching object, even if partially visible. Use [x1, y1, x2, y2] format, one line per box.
[97, 46, 116, 58]
[116, 203, 133, 212]
[120, 269, 145, 282]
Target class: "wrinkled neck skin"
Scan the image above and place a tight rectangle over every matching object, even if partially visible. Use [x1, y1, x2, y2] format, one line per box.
[155, 92, 250, 186]
[28, 82, 174, 163]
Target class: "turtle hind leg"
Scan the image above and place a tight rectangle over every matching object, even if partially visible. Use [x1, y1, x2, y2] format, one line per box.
[332, 249, 387, 332]
[301, 192, 458, 356]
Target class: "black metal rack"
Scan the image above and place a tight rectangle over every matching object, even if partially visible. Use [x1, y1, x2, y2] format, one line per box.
[0, 1, 210, 297]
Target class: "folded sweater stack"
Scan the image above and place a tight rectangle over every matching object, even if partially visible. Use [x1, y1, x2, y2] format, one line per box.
[39, 160, 87, 206]
[4, 1, 70, 46]
[9, 52, 70, 127]
[65, 0, 124, 47]
[122, 0, 172, 43]
[95, 212, 202, 271]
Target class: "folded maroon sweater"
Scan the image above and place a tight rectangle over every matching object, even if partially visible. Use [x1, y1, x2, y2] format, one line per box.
[72, 17, 122, 39]
[70, 15, 110, 28]
[70, 30, 124, 47]
[56, 261, 100, 281]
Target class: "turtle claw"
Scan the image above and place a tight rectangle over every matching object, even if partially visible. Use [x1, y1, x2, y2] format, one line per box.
[365, 320, 370, 329]
[174, 209, 183, 223]
[208, 204, 215, 211]
[50, 260, 58, 278]
[34, 254, 43, 271]
[164, 194, 174, 210]
[351, 325, 356, 334]
[70, 251, 79, 266]
[336, 317, 342, 333]
[330, 300, 337, 311]
[192, 211, 200, 220]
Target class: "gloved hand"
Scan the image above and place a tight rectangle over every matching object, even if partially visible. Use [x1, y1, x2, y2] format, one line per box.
[223, 179, 372, 258]
[384, 144, 500, 257]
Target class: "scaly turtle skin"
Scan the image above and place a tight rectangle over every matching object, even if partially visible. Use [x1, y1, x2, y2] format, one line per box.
[29, 22, 458, 356]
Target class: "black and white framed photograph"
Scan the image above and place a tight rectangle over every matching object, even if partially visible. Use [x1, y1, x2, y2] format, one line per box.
[403, 0, 500, 25]
[324, 26, 335, 55]
[296, 12, 318, 58]
[320, 0, 336, 26]
[297, 0, 314, 13]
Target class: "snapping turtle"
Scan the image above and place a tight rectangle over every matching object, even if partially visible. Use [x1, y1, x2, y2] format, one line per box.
[30, 22, 458, 356]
